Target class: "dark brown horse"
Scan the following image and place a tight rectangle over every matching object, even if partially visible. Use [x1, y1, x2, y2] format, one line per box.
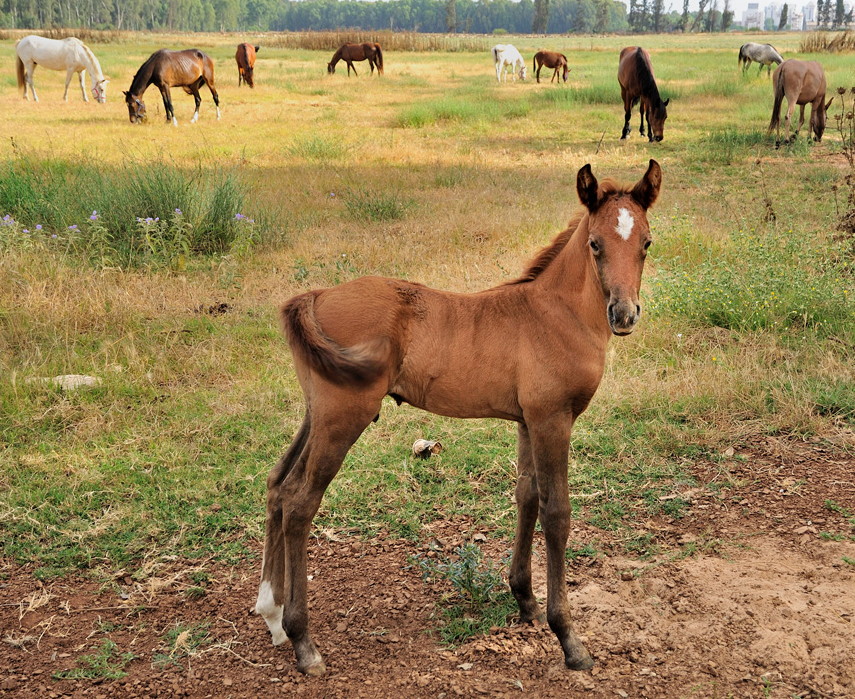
[618, 46, 669, 142]
[236, 43, 259, 88]
[255, 160, 663, 676]
[327, 42, 383, 76]
[769, 59, 833, 146]
[533, 50, 570, 84]
[124, 49, 220, 125]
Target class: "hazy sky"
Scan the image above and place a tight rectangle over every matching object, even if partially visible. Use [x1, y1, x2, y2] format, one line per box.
[669, 0, 813, 15]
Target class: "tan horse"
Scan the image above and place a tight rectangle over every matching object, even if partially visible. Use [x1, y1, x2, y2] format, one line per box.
[618, 46, 669, 142]
[327, 43, 383, 76]
[768, 59, 833, 146]
[236, 43, 259, 88]
[255, 160, 663, 676]
[533, 50, 570, 84]
[124, 49, 220, 125]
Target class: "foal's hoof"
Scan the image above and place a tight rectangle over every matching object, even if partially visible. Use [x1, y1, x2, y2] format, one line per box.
[565, 652, 595, 671]
[298, 660, 327, 677]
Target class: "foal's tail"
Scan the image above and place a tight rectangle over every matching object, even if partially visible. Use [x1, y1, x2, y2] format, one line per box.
[737, 45, 745, 68]
[374, 43, 384, 74]
[768, 68, 785, 132]
[282, 293, 387, 385]
[16, 55, 25, 96]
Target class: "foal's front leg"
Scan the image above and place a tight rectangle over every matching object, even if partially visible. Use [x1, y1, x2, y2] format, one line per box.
[509, 423, 544, 623]
[530, 413, 594, 671]
[158, 85, 176, 125]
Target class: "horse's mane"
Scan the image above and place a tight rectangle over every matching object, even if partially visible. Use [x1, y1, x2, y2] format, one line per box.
[129, 51, 160, 94]
[634, 48, 662, 106]
[79, 42, 104, 78]
[505, 180, 630, 285]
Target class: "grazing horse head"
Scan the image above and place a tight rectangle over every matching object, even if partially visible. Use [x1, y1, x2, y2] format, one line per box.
[577, 159, 661, 335]
[647, 98, 669, 142]
[812, 96, 835, 142]
[562, 63, 570, 82]
[92, 78, 108, 103]
[123, 90, 146, 123]
[327, 62, 335, 74]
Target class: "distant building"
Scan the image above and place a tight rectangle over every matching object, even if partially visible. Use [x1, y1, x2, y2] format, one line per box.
[743, 2, 763, 27]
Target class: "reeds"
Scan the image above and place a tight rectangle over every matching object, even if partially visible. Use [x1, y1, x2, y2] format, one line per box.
[261, 30, 490, 53]
[799, 31, 855, 53]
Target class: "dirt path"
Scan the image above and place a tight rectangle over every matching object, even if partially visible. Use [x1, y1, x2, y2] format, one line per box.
[2, 440, 854, 698]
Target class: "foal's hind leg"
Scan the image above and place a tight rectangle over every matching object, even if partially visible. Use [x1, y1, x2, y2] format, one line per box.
[189, 85, 203, 123]
[256, 415, 312, 646]
[509, 423, 544, 624]
[274, 385, 385, 675]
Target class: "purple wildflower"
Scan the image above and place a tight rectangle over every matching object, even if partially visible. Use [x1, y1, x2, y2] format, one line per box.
[51, 234, 58, 239]
[89, 210, 99, 221]
[23, 229, 29, 233]
[35, 224, 42, 231]
[68, 224, 78, 230]
[174, 208, 182, 215]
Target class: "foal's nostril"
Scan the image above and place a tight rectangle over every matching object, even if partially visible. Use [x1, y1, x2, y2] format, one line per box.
[636, 304, 641, 317]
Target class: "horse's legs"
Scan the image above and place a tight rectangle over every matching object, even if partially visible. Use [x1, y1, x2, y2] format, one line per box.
[25, 64, 38, 102]
[639, 99, 646, 137]
[77, 70, 88, 102]
[795, 103, 806, 140]
[189, 86, 202, 123]
[529, 413, 594, 671]
[620, 90, 632, 140]
[62, 68, 74, 102]
[256, 415, 312, 647]
[158, 85, 176, 126]
[509, 423, 543, 623]
[273, 386, 385, 675]
[535, 62, 541, 83]
[206, 80, 221, 120]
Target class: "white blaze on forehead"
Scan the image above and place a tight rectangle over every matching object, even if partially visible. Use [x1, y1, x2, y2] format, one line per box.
[616, 208, 635, 241]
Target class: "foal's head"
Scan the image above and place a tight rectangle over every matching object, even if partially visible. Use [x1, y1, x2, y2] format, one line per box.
[577, 159, 661, 336]
[123, 91, 146, 123]
[327, 62, 335, 74]
[561, 63, 570, 82]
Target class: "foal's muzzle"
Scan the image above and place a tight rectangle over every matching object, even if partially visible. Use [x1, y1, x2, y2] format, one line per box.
[608, 300, 641, 336]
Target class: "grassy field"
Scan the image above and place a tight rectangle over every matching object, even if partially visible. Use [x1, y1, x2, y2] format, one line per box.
[0, 30, 853, 585]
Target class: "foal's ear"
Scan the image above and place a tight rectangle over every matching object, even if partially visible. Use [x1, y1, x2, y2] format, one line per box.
[663, 98, 670, 107]
[255, 46, 261, 53]
[631, 159, 662, 210]
[576, 164, 599, 211]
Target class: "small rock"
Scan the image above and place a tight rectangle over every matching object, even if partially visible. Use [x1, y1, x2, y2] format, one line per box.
[620, 571, 634, 581]
[457, 663, 474, 671]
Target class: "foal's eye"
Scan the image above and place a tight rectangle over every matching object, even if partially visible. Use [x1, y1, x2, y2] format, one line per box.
[589, 240, 600, 254]
[643, 240, 652, 251]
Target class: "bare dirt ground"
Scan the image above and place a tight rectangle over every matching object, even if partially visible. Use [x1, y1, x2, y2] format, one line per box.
[2, 438, 854, 698]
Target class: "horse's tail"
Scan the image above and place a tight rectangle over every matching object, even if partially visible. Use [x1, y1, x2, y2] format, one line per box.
[492, 45, 499, 64]
[769, 67, 785, 132]
[374, 43, 383, 74]
[16, 55, 25, 96]
[737, 45, 745, 67]
[282, 293, 387, 385]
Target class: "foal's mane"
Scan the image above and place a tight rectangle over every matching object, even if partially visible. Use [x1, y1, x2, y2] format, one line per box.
[506, 180, 629, 285]
[634, 49, 662, 105]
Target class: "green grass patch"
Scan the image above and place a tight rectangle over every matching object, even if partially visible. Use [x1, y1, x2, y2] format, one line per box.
[53, 639, 136, 681]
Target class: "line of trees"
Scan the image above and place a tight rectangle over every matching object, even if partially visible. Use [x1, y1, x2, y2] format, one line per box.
[1, 0, 828, 35]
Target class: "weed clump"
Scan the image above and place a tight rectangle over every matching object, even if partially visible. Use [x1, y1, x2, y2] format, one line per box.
[414, 543, 516, 645]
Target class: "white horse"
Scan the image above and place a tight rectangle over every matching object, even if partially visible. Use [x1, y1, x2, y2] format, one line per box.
[738, 43, 784, 77]
[492, 44, 527, 83]
[15, 35, 108, 103]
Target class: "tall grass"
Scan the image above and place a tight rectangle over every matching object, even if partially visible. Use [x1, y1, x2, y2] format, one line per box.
[799, 31, 855, 53]
[0, 156, 252, 264]
[263, 30, 490, 53]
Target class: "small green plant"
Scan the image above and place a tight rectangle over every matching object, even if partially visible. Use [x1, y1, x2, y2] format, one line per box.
[565, 541, 598, 561]
[414, 543, 516, 645]
[153, 621, 212, 669]
[53, 639, 136, 680]
[287, 135, 349, 162]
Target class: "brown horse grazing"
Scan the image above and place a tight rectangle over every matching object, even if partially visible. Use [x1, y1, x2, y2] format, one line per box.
[255, 160, 663, 676]
[327, 42, 383, 76]
[124, 49, 220, 126]
[768, 59, 833, 146]
[533, 50, 570, 84]
[618, 46, 669, 142]
[236, 43, 259, 88]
